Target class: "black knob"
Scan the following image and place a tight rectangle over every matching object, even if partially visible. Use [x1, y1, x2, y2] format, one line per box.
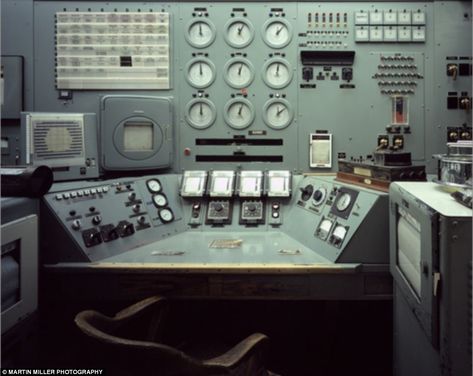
[214, 203, 223, 212]
[92, 215, 102, 225]
[69, 210, 76, 217]
[313, 189, 323, 202]
[300, 184, 314, 201]
[247, 203, 256, 212]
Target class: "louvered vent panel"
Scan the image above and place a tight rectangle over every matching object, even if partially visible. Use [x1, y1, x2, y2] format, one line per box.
[33, 121, 84, 160]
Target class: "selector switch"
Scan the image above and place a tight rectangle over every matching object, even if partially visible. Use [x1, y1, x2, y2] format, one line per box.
[132, 204, 141, 213]
[100, 224, 119, 242]
[82, 228, 102, 248]
[117, 220, 135, 237]
[300, 184, 314, 201]
[128, 192, 137, 201]
[71, 219, 81, 231]
[92, 215, 102, 225]
[240, 200, 265, 225]
[302, 67, 314, 82]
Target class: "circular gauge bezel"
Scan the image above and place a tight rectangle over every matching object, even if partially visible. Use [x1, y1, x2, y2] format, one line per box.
[261, 58, 293, 89]
[185, 57, 216, 89]
[223, 57, 255, 89]
[262, 98, 294, 130]
[261, 18, 293, 49]
[146, 179, 162, 193]
[185, 19, 216, 48]
[223, 98, 256, 130]
[224, 18, 255, 48]
[152, 193, 168, 208]
[336, 192, 352, 212]
[185, 98, 217, 130]
[158, 208, 174, 223]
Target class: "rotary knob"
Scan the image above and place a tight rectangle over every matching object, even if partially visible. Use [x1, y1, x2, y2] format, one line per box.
[214, 203, 223, 212]
[132, 204, 141, 213]
[71, 219, 81, 231]
[92, 215, 102, 225]
[128, 192, 136, 201]
[247, 203, 256, 212]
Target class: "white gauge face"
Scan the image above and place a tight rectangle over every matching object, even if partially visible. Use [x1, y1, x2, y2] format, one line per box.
[224, 98, 255, 129]
[336, 192, 352, 211]
[186, 59, 216, 89]
[263, 99, 294, 130]
[153, 194, 168, 208]
[224, 59, 254, 89]
[146, 179, 162, 193]
[186, 20, 216, 48]
[263, 59, 292, 89]
[186, 99, 216, 129]
[263, 19, 292, 48]
[159, 208, 174, 223]
[225, 19, 254, 48]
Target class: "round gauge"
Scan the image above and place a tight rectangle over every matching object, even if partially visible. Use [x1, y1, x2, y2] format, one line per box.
[262, 19, 292, 48]
[185, 98, 217, 129]
[262, 58, 293, 89]
[224, 58, 255, 89]
[185, 58, 216, 89]
[336, 192, 352, 212]
[146, 179, 162, 193]
[185, 19, 216, 48]
[224, 18, 255, 48]
[223, 98, 255, 130]
[158, 208, 174, 223]
[262, 98, 294, 130]
[152, 193, 168, 208]
[313, 187, 327, 206]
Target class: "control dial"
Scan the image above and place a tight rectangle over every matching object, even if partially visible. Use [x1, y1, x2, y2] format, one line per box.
[159, 208, 174, 223]
[336, 192, 352, 212]
[224, 58, 255, 89]
[262, 58, 293, 89]
[312, 187, 327, 206]
[263, 98, 294, 130]
[185, 58, 216, 89]
[224, 98, 255, 130]
[262, 19, 292, 48]
[300, 184, 314, 201]
[185, 98, 217, 130]
[185, 19, 216, 48]
[224, 18, 255, 48]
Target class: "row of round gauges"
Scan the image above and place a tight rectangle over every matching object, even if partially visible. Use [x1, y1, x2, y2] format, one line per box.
[146, 178, 174, 223]
[186, 57, 293, 89]
[185, 97, 293, 130]
[186, 18, 293, 49]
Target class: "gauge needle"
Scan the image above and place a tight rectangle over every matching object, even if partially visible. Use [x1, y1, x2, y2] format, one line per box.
[237, 25, 244, 35]
[275, 63, 280, 76]
[276, 26, 283, 35]
[276, 106, 286, 116]
[199, 23, 203, 36]
[238, 64, 243, 75]
[199, 63, 203, 75]
[238, 105, 243, 115]
[199, 103, 203, 115]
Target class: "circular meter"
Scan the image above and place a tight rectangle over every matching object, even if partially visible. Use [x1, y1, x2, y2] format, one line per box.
[159, 208, 174, 223]
[336, 192, 352, 211]
[185, 19, 216, 48]
[185, 98, 217, 129]
[262, 58, 293, 89]
[262, 98, 294, 130]
[262, 19, 292, 48]
[185, 58, 216, 89]
[224, 98, 255, 129]
[152, 193, 168, 208]
[146, 179, 162, 193]
[224, 18, 254, 48]
[224, 58, 255, 89]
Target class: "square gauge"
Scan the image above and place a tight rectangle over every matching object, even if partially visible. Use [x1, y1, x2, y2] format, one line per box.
[180, 170, 208, 197]
[412, 26, 426, 42]
[354, 11, 369, 25]
[398, 10, 412, 25]
[369, 11, 383, 25]
[209, 171, 235, 197]
[266, 170, 292, 197]
[238, 171, 263, 197]
[383, 11, 397, 25]
[355, 26, 369, 42]
[398, 26, 412, 42]
[412, 11, 426, 25]
[369, 26, 383, 42]
[383, 26, 398, 42]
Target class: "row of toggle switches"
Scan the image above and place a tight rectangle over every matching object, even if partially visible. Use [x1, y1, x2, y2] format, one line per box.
[56, 186, 109, 200]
